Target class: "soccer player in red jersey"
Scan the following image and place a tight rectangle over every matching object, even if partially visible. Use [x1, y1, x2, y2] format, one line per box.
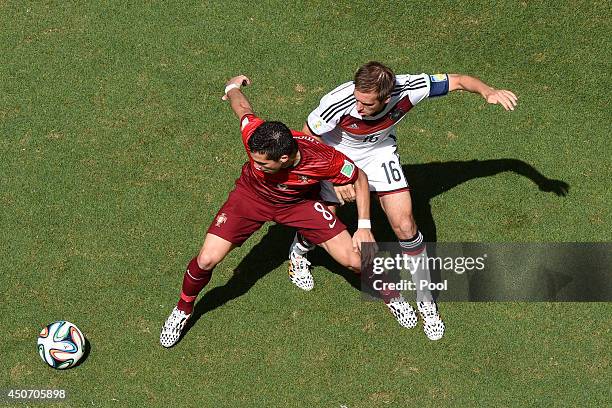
[160, 75, 412, 347]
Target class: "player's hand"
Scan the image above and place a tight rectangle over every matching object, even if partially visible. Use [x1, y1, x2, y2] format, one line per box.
[222, 75, 251, 101]
[485, 89, 518, 111]
[352, 228, 376, 252]
[333, 184, 357, 205]
[353, 229, 377, 269]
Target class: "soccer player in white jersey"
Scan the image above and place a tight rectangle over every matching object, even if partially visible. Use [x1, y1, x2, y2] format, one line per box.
[289, 61, 518, 340]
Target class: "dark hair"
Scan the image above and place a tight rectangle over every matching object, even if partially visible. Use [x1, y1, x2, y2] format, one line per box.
[248, 121, 298, 161]
[354, 61, 396, 101]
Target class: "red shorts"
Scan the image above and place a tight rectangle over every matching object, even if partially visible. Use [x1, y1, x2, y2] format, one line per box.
[207, 186, 346, 245]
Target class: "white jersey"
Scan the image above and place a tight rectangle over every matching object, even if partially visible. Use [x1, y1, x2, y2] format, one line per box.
[306, 73, 448, 160]
[308, 73, 450, 197]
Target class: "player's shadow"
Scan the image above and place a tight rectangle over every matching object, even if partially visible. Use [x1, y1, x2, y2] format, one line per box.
[186, 158, 569, 331]
[404, 158, 568, 242]
[185, 224, 295, 333]
[314, 158, 569, 284]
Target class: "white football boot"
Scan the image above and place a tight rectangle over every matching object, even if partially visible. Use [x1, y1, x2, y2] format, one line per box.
[417, 301, 445, 340]
[288, 234, 315, 291]
[160, 307, 191, 348]
[288, 251, 314, 291]
[385, 296, 418, 328]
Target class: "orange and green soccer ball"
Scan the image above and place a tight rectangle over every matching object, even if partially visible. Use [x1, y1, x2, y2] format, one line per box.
[37, 321, 86, 369]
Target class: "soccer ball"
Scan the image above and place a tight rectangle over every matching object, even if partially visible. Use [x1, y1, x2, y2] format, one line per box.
[37, 321, 86, 369]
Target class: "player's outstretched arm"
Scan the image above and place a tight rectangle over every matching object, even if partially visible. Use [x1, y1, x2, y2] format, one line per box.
[352, 168, 375, 252]
[222, 75, 254, 119]
[448, 74, 518, 111]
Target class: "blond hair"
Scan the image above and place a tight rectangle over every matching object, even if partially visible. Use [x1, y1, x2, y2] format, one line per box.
[354, 61, 396, 101]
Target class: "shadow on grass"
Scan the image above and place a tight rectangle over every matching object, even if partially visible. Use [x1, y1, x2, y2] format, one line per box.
[314, 158, 569, 283]
[185, 224, 295, 333]
[185, 158, 569, 330]
[71, 337, 91, 369]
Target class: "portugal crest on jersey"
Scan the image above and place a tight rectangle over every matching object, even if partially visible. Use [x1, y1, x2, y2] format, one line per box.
[215, 212, 228, 227]
[298, 175, 310, 183]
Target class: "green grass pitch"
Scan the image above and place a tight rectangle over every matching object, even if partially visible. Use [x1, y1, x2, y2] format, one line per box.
[1, 1, 610, 407]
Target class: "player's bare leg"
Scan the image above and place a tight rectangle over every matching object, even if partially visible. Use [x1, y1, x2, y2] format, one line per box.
[318, 229, 360, 272]
[319, 230, 417, 329]
[288, 205, 338, 291]
[379, 191, 445, 340]
[160, 234, 236, 348]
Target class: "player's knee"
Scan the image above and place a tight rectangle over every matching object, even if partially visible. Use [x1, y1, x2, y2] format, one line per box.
[392, 217, 417, 239]
[344, 252, 361, 273]
[196, 252, 220, 271]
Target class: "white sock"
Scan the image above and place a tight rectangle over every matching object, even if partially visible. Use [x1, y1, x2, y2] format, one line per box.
[399, 232, 433, 303]
[290, 233, 315, 256]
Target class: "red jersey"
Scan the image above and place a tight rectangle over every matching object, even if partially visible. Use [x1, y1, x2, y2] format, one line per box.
[235, 114, 359, 204]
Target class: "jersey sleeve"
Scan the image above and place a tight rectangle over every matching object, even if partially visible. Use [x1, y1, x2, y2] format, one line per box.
[306, 82, 354, 136]
[240, 114, 265, 148]
[326, 150, 359, 185]
[395, 73, 433, 106]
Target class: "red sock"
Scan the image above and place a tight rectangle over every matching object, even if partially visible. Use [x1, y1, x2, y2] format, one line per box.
[379, 283, 402, 304]
[176, 257, 212, 314]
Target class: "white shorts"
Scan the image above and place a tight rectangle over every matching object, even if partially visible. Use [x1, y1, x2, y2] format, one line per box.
[321, 145, 408, 203]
